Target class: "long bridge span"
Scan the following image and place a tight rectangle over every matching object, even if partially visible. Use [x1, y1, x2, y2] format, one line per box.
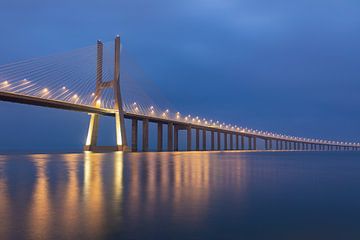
[0, 36, 358, 152]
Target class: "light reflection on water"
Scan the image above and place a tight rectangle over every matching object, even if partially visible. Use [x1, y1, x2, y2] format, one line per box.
[0, 151, 360, 239]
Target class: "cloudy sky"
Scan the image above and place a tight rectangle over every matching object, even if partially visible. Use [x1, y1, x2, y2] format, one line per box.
[0, 0, 360, 151]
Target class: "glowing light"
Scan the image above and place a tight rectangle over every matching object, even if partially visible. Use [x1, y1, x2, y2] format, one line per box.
[73, 94, 78, 99]
[150, 110, 155, 114]
[133, 102, 137, 105]
[96, 99, 101, 107]
[62, 86, 67, 90]
[91, 92, 95, 96]
[42, 88, 49, 93]
[150, 106, 154, 110]
[135, 107, 139, 112]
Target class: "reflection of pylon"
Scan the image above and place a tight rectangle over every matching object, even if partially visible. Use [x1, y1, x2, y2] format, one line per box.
[84, 36, 129, 152]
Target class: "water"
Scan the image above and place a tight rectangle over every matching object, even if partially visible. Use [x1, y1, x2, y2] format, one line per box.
[0, 151, 360, 239]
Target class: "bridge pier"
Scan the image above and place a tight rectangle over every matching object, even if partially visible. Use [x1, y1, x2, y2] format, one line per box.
[174, 126, 179, 151]
[236, 134, 239, 150]
[269, 139, 272, 150]
[253, 137, 257, 150]
[157, 123, 163, 152]
[187, 126, 192, 151]
[248, 137, 252, 150]
[195, 128, 200, 151]
[230, 134, 233, 150]
[241, 135, 245, 150]
[211, 131, 215, 150]
[168, 123, 173, 151]
[202, 129, 207, 151]
[142, 119, 149, 152]
[265, 139, 268, 150]
[84, 114, 100, 152]
[217, 131, 221, 150]
[131, 119, 138, 152]
[224, 133, 228, 150]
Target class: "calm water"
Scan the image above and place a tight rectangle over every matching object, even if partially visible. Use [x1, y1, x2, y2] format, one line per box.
[0, 151, 360, 239]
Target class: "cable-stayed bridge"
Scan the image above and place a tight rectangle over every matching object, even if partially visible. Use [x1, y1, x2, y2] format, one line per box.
[0, 36, 358, 152]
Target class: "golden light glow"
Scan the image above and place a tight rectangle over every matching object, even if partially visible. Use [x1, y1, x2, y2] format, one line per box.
[42, 88, 49, 93]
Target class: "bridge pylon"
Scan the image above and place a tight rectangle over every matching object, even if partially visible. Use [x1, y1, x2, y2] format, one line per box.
[84, 36, 129, 152]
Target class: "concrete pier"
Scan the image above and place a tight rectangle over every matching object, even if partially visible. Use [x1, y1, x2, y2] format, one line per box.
[195, 128, 200, 151]
[217, 131, 221, 150]
[211, 131, 215, 150]
[142, 119, 149, 152]
[174, 126, 179, 151]
[224, 133, 228, 150]
[202, 129, 206, 151]
[236, 134, 239, 150]
[187, 126, 191, 151]
[131, 119, 138, 152]
[157, 123, 163, 152]
[168, 123, 173, 151]
[241, 135, 245, 150]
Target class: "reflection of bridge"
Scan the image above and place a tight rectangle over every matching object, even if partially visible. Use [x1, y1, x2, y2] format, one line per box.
[0, 36, 358, 152]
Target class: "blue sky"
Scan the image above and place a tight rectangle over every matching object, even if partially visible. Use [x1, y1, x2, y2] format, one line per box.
[0, 0, 360, 151]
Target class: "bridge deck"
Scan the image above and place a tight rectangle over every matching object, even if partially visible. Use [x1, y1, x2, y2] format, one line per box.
[0, 91, 352, 148]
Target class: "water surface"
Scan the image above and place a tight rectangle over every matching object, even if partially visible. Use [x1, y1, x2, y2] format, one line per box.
[0, 151, 360, 239]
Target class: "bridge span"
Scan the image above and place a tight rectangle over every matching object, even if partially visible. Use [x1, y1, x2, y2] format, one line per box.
[0, 36, 358, 152]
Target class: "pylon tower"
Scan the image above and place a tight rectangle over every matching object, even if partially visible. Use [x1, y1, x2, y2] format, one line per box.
[84, 36, 129, 151]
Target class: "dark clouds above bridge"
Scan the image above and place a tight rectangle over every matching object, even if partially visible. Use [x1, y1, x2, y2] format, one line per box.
[0, 0, 359, 150]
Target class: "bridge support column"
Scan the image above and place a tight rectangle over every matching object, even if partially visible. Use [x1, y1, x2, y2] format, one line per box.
[276, 140, 279, 150]
[265, 139, 268, 150]
[157, 123, 163, 152]
[269, 139, 272, 150]
[168, 123, 173, 151]
[236, 134, 239, 150]
[211, 131, 215, 151]
[224, 133, 228, 150]
[187, 126, 192, 151]
[285, 141, 288, 150]
[142, 119, 149, 152]
[174, 125, 179, 151]
[195, 128, 200, 151]
[131, 119, 138, 152]
[84, 114, 100, 151]
[248, 137, 252, 150]
[217, 131, 221, 150]
[202, 129, 207, 151]
[253, 137, 257, 150]
[241, 135, 245, 150]
[230, 134, 233, 150]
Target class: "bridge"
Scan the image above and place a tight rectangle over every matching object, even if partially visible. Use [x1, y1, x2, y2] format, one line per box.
[0, 36, 358, 152]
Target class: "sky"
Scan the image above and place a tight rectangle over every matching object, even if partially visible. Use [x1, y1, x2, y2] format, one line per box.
[0, 0, 360, 152]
